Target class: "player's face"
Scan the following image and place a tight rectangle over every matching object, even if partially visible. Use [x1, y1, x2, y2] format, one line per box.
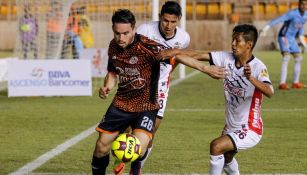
[299, 0, 307, 12]
[231, 32, 252, 58]
[112, 23, 136, 48]
[159, 13, 180, 38]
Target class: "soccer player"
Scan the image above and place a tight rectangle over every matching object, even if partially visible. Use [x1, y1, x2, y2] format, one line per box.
[91, 9, 164, 175]
[260, 0, 307, 89]
[113, 2, 225, 175]
[161, 24, 274, 175]
[91, 9, 225, 175]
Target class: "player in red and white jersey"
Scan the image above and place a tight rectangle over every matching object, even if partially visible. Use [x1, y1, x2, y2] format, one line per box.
[210, 51, 270, 135]
[137, 1, 190, 119]
[160, 24, 274, 175]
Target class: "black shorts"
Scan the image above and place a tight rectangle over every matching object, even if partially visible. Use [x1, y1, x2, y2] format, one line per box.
[96, 104, 158, 138]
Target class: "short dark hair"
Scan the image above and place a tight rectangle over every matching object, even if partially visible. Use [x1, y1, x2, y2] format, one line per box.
[160, 1, 182, 17]
[233, 24, 258, 50]
[112, 9, 136, 28]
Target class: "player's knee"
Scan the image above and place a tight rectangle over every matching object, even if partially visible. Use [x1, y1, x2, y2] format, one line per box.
[94, 139, 110, 157]
[282, 55, 291, 62]
[294, 56, 303, 63]
[210, 139, 223, 155]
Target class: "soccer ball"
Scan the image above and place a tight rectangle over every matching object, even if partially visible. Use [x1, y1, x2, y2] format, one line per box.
[111, 133, 141, 163]
[20, 24, 31, 32]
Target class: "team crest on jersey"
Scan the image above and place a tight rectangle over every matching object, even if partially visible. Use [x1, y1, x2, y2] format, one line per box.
[260, 69, 268, 77]
[112, 55, 117, 60]
[129, 56, 138, 64]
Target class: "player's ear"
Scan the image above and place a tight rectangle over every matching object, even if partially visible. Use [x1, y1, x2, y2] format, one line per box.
[247, 41, 253, 50]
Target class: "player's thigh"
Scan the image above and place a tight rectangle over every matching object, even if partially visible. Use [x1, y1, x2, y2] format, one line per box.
[278, 36, 291, 53]
[226, 129, 262, 151]
[133, 131, 151, 156]
[94, 132, 119, 156]
[96, 104, 131, 133]
[131, 110, 158, 154]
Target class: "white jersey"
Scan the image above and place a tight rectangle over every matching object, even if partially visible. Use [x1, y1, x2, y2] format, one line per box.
[137, 21, 190, 117]
[210, 51, 271, 135]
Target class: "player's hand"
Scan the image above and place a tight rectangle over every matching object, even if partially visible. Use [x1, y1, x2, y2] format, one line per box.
[259, 29, 266, 37]
[99, 87, 110, 99]
[203, 65, 226, 79]
[243, 63, 252, 80]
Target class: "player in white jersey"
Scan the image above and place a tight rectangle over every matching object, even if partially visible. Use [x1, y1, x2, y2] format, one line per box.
[160, 24, 274, 175]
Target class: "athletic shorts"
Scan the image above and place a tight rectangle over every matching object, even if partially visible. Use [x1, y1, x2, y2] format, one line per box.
[96, 104, 158, 139]
[157, 62, 172, 118]
[223, 126, 262, 151]
[278, 36, 301, 54]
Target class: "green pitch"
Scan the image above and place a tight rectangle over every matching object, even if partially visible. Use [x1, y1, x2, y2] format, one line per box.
[0, 51, 307, 174]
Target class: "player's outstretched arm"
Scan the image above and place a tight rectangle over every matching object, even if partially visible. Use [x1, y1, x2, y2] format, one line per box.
[160, 48, 211, 61]
[175, 54, 226, 79]
[99, 72, 117, 99]
[243, 64, 274, 98]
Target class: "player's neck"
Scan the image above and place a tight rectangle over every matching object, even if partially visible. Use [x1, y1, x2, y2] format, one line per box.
[236, 53, 253, 66]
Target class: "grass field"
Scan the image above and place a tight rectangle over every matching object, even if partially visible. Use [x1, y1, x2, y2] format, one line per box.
[1, 51, 307, 174]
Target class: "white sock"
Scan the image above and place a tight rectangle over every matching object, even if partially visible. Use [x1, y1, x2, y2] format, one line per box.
[280, 55, 290, 84]
[140, 145, 153, 167]
[210, 154, 224, 175]
[293, 56, 303, 83]
[223, 158, 240, 175]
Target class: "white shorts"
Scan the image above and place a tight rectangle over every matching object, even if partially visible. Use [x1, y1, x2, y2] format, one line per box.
[157, 62, 172, 118]
[223, 127, 262, 151]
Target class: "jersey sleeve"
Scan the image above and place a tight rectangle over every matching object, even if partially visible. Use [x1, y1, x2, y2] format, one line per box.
[139, 35, 167, 61]
[183, 33, 190, 49]
[298, 26, 305, 36]
[107, 41, 116, 72]
[268, 10, 293, 27]
[208, 51, 227, 67]
[255, 62, 271, 84]
[136, 23, 149, 36]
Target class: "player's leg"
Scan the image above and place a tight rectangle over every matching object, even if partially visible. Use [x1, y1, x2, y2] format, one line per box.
[291, 40, 304, 88]
[130, 110, 157, 175]
[139, 116, 161, 167]
[92, 104, 130, 175]
[209, 135, 235, 175]
[92, 131, 118, 175]
[292, 53, 304, 88]
[219, 127, 262, 175]
[113, 126, 132, 175]
[223, 151, 239, 175]
[278, 36, 291, 89]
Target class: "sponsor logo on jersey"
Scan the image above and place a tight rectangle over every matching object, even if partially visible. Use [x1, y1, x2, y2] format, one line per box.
[224, 82, 245, 98]
[260, 69, 268, 77]
[251, 97, 261, 129]
[129, 56, 138, 64]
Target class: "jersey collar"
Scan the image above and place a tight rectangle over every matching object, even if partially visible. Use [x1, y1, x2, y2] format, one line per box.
[233, 54, 255, 69]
